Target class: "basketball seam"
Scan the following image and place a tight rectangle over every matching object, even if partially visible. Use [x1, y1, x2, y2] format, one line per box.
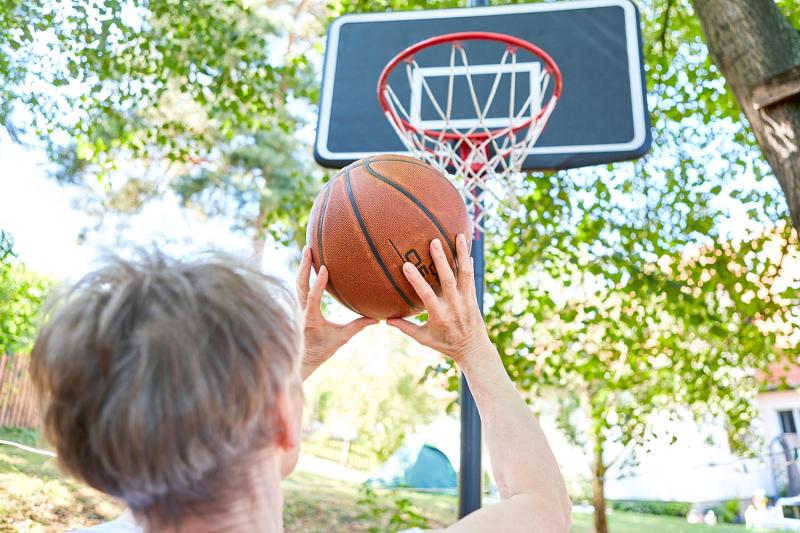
[318, 179, 359, 314]
[344, 168, 417, 310]
[363, 160, 458, 258]
[366, 156, 463, 197]
[347, 157, 462, 199]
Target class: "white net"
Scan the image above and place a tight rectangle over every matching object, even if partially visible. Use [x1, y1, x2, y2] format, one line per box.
[381, 39, 559, 229]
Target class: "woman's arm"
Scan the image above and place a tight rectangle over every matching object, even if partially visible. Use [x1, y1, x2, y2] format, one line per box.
[388, 235, 571, 532]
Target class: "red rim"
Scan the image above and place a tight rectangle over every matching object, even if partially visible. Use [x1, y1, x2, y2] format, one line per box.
[377, 31, 562, 142]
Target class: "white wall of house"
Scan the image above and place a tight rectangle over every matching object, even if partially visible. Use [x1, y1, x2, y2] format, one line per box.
[756, 389, 800, 496]
[538, 393, 796, 503]
[758, 390, 800, 449]
[602, 414, 773, 502]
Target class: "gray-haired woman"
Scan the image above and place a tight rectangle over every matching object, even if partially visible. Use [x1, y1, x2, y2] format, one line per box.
[31, 235, 570, 532]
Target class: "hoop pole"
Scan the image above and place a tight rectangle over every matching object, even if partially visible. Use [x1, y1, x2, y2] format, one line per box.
[459, 228, 484, 518]
[459, 0, 487, 520]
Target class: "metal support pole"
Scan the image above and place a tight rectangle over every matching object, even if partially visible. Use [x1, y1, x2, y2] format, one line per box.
[458, 0, 487, 519]
[459, 229, 484, 517]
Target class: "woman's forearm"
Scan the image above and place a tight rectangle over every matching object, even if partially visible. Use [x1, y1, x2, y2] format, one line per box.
[459, 339, 571, 519]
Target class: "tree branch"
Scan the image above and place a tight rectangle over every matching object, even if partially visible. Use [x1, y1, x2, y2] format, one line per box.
[658, 0, 675, 54]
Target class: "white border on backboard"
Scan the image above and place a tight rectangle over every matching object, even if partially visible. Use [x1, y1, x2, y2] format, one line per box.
[316, 0, 647, 163]
[410, 62, 541, 130]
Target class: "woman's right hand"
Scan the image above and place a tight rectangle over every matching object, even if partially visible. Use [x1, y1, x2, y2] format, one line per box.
[296, 246, 377, 379]
[387, 233, 493, 366]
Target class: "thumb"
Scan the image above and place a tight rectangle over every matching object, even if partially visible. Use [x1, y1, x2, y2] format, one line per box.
[386, 318, 427, 344]
[341, 316, 378, 338]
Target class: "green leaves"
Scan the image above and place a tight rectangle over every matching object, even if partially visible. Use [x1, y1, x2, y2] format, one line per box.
[484, 186, 798, 467]
[357, 485, 429, 533]
[305, 336, 441, 463]
[0, 239, 51, 356]
[0, 0, 324, 249]
[777, 0, 800, 28]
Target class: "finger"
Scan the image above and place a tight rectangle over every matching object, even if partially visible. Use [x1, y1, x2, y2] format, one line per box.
[401, 262, 440, 311]
[296, 246, 312, 308]
[307, 265, 328, 312]
[386, 318, 428, 344]
[340, 317, 378, 339]
[456, 234, 475, 296]
[429, 238, 457, 297]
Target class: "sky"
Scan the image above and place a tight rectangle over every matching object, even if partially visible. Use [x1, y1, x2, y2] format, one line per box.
[0, 130, 295, 284]
[0, 134, 94, 280]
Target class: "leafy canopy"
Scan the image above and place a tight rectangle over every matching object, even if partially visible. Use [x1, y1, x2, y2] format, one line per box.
[2, 0, 322, 249]
[0, 234, 51, 355]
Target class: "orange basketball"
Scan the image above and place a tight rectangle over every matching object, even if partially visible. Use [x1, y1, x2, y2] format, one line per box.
[307, 154, 471, 319]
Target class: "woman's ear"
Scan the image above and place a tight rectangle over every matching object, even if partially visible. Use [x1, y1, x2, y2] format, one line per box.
[272, 384, 302, 451]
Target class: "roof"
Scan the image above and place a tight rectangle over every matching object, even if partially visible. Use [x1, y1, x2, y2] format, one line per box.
[758, 360, 800, 390]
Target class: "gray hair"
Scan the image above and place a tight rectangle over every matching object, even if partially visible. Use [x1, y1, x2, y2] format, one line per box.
[30, 250, 301, 525]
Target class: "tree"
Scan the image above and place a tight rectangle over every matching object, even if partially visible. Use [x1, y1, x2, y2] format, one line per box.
[0, 235, 51, 356]
[303, 328, 444, 462]
[486, 216, 797, 532]
[693, 0, 800, 232]
[1, 0, 324, 258]
[476, 2, 799, 530]
[172, 129, 316, 253]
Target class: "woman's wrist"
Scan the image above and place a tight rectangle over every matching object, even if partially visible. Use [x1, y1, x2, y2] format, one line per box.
[300, 348, 328, 380]
[455, 335, 501, 375]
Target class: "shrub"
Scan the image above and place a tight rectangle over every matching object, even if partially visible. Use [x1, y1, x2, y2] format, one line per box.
[609, 500, 691, 517]
[0, 259, 51, 355]
[712, 499, 741, 524]
[357, 485, 429, 533]
[566, 474, 592, 505]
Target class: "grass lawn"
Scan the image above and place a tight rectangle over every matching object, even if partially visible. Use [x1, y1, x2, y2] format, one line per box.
[0, 426, 454, 532]
[283, 470, 456, 532]
[0, 426, 788, 532]
[571, 511, 788, 533]
[0, 427, 124, 532]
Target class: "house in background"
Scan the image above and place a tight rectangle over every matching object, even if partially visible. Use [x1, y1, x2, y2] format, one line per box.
[602, 414, 775, 503]
[756, 361, 800, 497]
[539, 363, 800, 506]
[540, 230, 800, 506]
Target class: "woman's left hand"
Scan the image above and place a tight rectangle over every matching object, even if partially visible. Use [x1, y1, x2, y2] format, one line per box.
[296, 246, 377, 379]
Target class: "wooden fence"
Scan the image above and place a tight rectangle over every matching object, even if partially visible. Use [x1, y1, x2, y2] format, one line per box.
[0, 355, 39, 429]
[301, 430, 379, 472]
[0, 355, 382, 474]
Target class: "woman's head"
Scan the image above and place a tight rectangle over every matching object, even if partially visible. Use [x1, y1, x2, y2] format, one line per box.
[30, 251, 303, 525]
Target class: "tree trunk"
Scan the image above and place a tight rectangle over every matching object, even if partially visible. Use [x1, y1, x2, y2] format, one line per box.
[251, 203, 268, 266]
[692, 1, 800, 231]
[592, 433, 608, 533]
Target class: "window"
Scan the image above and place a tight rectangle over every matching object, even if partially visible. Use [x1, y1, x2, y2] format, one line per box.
[779, 410, 797, 434]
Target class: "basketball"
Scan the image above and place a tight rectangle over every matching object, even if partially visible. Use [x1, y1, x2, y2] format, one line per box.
[306, 154, 471, 319]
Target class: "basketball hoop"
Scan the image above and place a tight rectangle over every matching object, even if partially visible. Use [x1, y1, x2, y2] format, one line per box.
[377, 32, 562, 228]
